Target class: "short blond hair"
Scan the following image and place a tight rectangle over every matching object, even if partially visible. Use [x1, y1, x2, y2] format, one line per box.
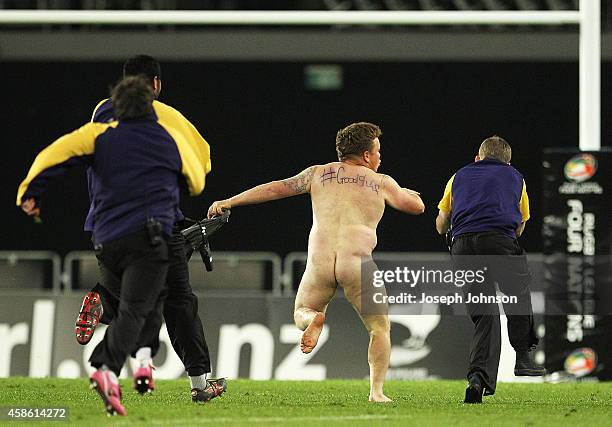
[479, 135, 511, 163]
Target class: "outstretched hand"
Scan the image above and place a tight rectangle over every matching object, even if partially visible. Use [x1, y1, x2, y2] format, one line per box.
[207, 200, 231, 219]
[21, 198, 41, 218]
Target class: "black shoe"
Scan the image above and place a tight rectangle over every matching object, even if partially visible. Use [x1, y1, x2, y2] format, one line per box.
[464, 375, 483, 404]
[191, 378, 227, 403]
[514, 349, 546, 376]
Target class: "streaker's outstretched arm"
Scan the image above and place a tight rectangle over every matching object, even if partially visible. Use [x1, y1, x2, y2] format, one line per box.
[381, 174, 425, 215]
[207, 166, 316, 218]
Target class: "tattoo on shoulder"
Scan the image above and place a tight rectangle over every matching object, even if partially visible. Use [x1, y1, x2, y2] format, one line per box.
[283, 166, 316, 194]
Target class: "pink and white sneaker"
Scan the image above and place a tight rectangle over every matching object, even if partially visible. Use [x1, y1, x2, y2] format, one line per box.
[133, 363, 156, 394]
[90, 368, 126, 416]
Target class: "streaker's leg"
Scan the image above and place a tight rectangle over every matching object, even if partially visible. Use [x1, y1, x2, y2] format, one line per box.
[339, 255, 392, 402]
[362, 314, 391, 402]
[293, 255, 337, 354]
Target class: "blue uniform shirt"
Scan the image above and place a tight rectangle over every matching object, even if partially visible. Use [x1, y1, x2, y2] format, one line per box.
[85, 98, 207, 231]
[438, 158, 530, 239]
[17, 103, 211, 245]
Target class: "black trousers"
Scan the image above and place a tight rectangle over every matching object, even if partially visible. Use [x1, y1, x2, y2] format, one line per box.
[451, 231, 538, 395]
[89, 230, 169, 376]
[94, 224, 211, 376]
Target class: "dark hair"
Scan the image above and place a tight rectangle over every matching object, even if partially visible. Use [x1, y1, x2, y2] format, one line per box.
[111, 76, 155, 121]
[335, 122, 382, 161]
[123, 55, 161, 82]
[479, 135, 512, 163]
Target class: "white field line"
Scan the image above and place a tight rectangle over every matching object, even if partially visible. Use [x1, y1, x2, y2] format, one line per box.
[110, 414, 410, 425]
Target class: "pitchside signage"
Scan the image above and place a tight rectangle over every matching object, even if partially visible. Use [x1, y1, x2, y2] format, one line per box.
[542, 148, 612, 380]
[0, 293, 476, 380]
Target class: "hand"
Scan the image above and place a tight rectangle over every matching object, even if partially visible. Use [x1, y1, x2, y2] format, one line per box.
[207, 200, 231, 219]
[21, 198, 41, 218]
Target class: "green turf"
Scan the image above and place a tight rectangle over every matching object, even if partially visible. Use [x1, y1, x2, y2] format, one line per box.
[0, 378, 611, 426]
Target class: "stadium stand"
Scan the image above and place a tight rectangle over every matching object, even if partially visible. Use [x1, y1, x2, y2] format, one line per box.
[2, 0, 609, 30]
[0, 0, 585, 11]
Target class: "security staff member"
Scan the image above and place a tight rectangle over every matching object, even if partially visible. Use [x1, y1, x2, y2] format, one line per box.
[76, 55, 224, 403]
[435, 136, 545, 404]
[18, 76, 207, 416]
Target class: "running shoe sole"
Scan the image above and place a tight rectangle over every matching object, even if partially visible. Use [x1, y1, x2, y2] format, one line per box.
[75, 291, 103, 345]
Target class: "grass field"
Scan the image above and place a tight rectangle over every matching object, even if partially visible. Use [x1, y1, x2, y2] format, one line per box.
[1, 378, 611, 426]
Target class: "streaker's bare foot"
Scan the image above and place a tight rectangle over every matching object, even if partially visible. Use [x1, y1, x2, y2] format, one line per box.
[300, 312, 325, 354]
[369, 393, 392, 402]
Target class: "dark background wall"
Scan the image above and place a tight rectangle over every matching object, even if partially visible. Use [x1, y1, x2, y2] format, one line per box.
[3, 61, 610, 256]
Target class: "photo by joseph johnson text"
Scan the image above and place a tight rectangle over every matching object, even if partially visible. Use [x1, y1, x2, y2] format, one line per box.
[360, 257, 527, 315]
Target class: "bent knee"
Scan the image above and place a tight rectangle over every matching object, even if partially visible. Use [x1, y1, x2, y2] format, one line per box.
[293, 309, 301, 326]
[364, 316, 390, 336]
[293, 306, 310, 324]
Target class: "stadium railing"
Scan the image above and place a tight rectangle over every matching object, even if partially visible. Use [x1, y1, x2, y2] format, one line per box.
[187, 251, 283, 295]
[0, 250, 62, 293]
[62, 250, 283, 295]
[0, 249, 547, 306]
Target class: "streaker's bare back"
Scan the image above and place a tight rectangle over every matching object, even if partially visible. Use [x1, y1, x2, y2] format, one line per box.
[309, 162, 386, 256]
